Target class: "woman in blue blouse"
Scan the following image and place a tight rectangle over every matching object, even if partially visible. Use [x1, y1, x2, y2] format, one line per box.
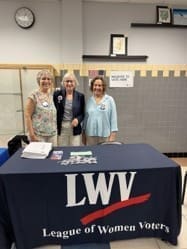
[83, 76, 118, 145]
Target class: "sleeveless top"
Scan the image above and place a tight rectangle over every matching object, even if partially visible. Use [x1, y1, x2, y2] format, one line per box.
[29, 90, 57, 136]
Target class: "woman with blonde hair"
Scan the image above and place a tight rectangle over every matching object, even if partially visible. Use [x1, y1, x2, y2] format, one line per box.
[53, 72, 85, 146]
[25, 69, 57, 145]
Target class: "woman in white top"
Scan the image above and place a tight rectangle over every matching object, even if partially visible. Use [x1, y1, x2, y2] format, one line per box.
[25, 70, 57, 146]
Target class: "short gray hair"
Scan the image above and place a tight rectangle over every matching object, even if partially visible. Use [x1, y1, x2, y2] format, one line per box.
[62, 72, 79, 87]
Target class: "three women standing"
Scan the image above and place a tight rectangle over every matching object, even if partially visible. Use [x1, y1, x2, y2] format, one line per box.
[25, 71, 117, 147]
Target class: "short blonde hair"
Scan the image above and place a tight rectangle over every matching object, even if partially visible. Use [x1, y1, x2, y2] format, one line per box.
[62, 72, 79, 87]
[36, 70, 53, 85]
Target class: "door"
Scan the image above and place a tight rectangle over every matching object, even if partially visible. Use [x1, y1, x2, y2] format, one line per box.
[0, 67, 53, 147]
[0, 69, 23, 146]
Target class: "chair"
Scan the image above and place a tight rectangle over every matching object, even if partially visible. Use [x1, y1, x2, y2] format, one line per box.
[7, 135, 29, 157]
[0, 148, 9, 166]
[99, 141, 123, 145]
[181, 171, 187, 205]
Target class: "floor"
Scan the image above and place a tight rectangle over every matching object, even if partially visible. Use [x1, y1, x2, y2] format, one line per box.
[34, 159, 187, 249]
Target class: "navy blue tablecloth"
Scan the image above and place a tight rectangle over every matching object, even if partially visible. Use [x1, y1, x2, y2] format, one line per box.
[0, 143, 182, 249]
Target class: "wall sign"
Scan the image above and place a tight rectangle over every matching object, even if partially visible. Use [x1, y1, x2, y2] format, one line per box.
[109, 71, 134, 87]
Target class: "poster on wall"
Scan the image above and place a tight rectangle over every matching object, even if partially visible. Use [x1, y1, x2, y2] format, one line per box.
[109, 71, 134, 87]
[88, 70, 105, 85]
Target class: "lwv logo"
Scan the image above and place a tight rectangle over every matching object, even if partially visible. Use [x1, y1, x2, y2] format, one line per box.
[66, 171, 137, 207]
[65, 171, 151, 225]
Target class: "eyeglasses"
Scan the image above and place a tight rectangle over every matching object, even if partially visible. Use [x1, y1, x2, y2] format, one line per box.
[41, 77, 51, 80]
[64, 80, 74, 83]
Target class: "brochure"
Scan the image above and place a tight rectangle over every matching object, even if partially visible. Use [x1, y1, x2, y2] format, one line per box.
[21, 142, 52, 159]
[50, 150, 63, 160]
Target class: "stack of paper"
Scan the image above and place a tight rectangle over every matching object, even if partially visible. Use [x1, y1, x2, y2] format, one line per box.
[21, 142, 52, 159]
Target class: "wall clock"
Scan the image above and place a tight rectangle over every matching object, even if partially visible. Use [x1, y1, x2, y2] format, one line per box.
[15, 7, 35, 29]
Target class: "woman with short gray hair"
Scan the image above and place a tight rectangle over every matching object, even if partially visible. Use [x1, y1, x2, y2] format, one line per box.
[53, 72, 85, 146]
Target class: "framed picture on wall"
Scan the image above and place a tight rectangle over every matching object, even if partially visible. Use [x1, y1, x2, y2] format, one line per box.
[173, 8, 187, 25]
[110, 34, 128, 56]
[156, 6, 172, 24]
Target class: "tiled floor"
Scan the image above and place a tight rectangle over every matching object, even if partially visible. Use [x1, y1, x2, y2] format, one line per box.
[34, 164, 187, 249]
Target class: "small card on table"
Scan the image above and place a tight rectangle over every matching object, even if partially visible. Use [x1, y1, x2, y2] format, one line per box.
[50, 150, 63, 160]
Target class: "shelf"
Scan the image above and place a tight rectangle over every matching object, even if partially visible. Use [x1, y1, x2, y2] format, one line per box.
[131, 23, 187, 28]
[82, 55, 148, 61]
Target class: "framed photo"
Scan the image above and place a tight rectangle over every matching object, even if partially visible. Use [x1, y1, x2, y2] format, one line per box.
[110, 34, 128, 56]
[173, 9, 187, 25]
[156, 6, 172, 24]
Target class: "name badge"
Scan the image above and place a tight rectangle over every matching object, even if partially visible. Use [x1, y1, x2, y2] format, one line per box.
[100, 104, 106, 110]
[42, 101, 48, 107]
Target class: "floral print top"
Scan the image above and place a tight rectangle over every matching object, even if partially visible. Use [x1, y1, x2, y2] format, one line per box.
[29, 90, 57, 136]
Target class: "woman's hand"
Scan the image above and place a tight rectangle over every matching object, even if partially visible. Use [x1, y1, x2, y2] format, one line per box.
[108, 132, 117, 142]
[29, 134, 39, 142]
[71, 118, 78, 127]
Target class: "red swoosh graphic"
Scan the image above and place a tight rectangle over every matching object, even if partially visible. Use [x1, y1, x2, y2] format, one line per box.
[80, 193, 151, 225]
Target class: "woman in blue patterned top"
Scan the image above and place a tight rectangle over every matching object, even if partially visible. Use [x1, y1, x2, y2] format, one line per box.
[82, 76, 118, 145]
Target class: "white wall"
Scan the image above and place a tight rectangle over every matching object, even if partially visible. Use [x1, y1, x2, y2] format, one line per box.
[0, 0, 186, 64]
[0, 0, 61, 64]
[83, 2, 187, 64]
[60, 0, 83, 63]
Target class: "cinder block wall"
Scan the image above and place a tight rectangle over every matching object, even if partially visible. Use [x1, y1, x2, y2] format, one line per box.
[58, 70, 187, 153]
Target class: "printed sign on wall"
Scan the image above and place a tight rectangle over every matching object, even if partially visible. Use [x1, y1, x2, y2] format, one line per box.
[109, 71, 134, 87]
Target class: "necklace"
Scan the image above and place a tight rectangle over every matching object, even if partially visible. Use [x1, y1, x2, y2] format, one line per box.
[39, 92, 51, 107]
